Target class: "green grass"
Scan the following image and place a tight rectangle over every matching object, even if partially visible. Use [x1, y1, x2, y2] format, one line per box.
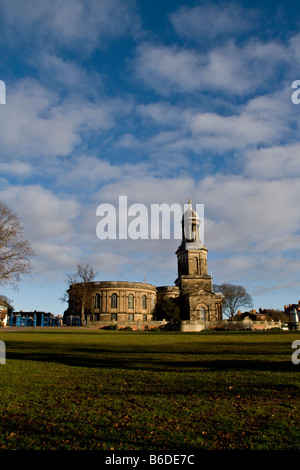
[0, 328, 299, 450]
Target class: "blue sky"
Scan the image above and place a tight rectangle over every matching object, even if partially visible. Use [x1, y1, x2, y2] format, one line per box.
[1, 0, 300, 315]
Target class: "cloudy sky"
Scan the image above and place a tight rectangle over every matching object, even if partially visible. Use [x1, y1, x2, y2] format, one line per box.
[1, 0, 300, 315]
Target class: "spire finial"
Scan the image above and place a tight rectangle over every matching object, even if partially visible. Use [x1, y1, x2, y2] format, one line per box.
[188, 197, 192, 206]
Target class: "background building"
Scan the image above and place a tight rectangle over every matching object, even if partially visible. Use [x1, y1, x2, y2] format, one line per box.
[66, 280, 156, 326]
[0, 299, 8, 327]
[65, 202, 223, 330]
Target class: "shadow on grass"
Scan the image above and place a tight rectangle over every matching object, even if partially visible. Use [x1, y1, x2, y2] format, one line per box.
[5, 340, 298, 373]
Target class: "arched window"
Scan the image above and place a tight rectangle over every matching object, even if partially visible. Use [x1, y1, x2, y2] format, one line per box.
[128, 294, 134, 309]
[142, 295, 147, 310]
[199, 307, 206, 321]
[111, 293, 117, 309]
[95, 294, 100, 309]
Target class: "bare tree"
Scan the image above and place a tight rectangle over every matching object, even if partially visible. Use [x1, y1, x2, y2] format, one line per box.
[65, 264, 98, 326]
[0, 201, 34, 287]
[214, 283, 253, 320]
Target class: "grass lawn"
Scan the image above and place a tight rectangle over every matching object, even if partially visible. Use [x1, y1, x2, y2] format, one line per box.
[0, 328, 299, 450]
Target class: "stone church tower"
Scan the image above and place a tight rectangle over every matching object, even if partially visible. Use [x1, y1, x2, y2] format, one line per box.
[175, 200, 222, 322]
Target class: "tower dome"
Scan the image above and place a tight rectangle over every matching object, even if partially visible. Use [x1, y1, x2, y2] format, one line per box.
[182, 205, 199, 222]
[181, 198, 201, 244]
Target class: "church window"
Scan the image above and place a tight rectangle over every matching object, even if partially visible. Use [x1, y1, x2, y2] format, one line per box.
[128, 294, 134, 309]
[111, 293, 117, 309]
[111, 313, 117, 321]
[142, 295, 147, 310]
[95, 294, 100, 309]
[199, 307, 206, 321]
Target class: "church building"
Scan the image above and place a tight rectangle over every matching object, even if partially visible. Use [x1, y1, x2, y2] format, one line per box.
[175, 203, 223, 323]
[65, 201, 223, 330]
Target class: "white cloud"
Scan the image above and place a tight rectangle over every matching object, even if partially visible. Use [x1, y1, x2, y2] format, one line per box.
[0, 183, 90, 280]
[134, 43, 205, 95]
[0, 185, 80, 244]
[136, 102, 190, 127]
[35, 53, 104, 95]
[190, 109, 280, 150]
[0, 0, 140, 51]
[94, 174, 196, 206]
[126, 85, 293, 160]
[170, 2, 259, 41]
[54, 156, 123, 190]
[244, 143, 300, 179]
[133, 38, 289, 96]
[0, 161, 33, 178]
[32, 242, 80, 276]
[192, 173, 300, 297]
[0, 79, 124, 158]
[117, 133, 143, 150]
[196, 174, 300, 257]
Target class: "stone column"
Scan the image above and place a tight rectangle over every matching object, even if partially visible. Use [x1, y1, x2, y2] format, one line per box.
[101, 291, 104, 312]
[120, 290, 124, 313]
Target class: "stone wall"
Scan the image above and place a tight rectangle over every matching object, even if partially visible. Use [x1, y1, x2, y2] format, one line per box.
[181, 319, 282, 332]
[87, 319, 168, 331]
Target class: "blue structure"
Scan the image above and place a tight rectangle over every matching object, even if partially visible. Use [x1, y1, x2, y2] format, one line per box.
[41, 315, 63, 326]
[8, 312, 79, 327]
[66, 315, 81, 326]
[14, 313, 37, 327]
